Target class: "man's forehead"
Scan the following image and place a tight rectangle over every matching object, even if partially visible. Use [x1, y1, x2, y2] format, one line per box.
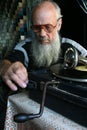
[32, 2, 57, 18]
[32, 6, 57, 24]
[33, 1, 55, 11]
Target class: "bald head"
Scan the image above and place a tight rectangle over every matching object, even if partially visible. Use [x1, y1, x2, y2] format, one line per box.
[31, 1, 62, 24]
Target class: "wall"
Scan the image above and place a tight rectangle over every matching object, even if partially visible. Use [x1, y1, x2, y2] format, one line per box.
[54, 0, 87, 48]
[0, 0, 27, 59]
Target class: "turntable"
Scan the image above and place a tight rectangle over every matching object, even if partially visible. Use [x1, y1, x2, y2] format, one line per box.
[50, 63, 87, 82]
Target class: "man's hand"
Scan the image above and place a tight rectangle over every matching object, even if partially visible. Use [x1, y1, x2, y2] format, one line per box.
[0, 60, 28, 91]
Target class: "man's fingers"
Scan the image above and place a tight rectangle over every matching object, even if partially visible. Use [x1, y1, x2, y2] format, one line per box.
[15, 67, 28, 82]
[1, 61, 29, 90]
[12, 62, 28, 83]
[6, 80, 18, 91]
[10, 73, 28, 88]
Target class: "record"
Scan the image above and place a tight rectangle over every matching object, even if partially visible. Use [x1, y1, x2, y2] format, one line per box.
[50, 64, 87, 82]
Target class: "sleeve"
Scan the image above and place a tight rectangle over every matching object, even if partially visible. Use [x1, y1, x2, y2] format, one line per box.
[62, 37, 87, 57]
[5, 50, 25, 65]
[5, 38, 31, 68]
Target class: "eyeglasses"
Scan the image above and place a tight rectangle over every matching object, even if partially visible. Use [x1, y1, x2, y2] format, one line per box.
[31, 23, 57, 33]
[31, 17, 62, 33]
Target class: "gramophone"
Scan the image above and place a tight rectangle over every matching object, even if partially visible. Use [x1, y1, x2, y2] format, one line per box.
[14, 47, 87, 123]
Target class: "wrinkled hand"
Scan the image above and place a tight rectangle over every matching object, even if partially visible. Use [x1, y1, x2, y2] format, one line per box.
[1, 60, 28, 91]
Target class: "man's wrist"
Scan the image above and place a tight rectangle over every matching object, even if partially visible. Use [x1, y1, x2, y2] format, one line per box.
[0, 60, 11, 76]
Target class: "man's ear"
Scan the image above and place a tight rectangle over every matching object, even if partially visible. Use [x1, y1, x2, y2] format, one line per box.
[57, 18, 62, 31]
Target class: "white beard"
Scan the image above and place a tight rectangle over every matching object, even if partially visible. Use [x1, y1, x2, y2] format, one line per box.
[31, 33, 61, 67]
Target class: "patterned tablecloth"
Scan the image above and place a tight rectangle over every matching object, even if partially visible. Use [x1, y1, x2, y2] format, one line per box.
[4, 91, 87, 130]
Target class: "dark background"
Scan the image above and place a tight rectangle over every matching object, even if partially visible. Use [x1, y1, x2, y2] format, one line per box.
[54, 0, 87, 49]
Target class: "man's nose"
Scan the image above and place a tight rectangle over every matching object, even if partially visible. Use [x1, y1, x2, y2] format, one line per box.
[39, 28, 47, 37]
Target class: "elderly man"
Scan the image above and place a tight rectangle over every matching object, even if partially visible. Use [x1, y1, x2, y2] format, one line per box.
[0, 1, 62, 91]
[1, 1, 87, 129]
